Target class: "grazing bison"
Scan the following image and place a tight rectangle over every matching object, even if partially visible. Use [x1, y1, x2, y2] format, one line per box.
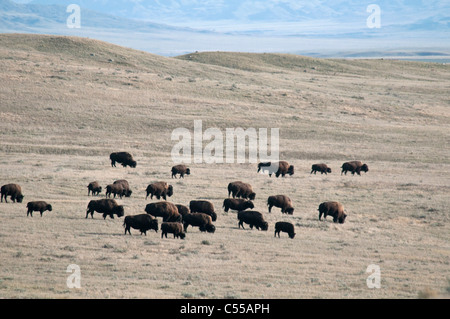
[26, 201, 52, 217]
[144, 202, 181, 222]
[318, 201, 347, 224]
[267, 195, 294, 214]
[87, 181, 102, 196]
[110, 152, 137, 168]
[341, 161, 369, 176]
[86, 199, 124, 219]
[257, 161, 294, 177]
[227, 181, 256, 200]
[1, 183, 24, 203]
[237, 210, 268, 231]
[105, 183, 125, 199]
[222, 198, 254, 212]
[113, 180, 132, 197]
[311, 163, 332, 175]
[182, 213, 216, 233]
[171, 164, 190, 178]
[123, 214, 158, 235]
[274, 222, 296, 239]
[146, 182, 173, 200]
[161, 222, 186, 239]
[189, 200, 217, 221]
[175, 204, 190, 217]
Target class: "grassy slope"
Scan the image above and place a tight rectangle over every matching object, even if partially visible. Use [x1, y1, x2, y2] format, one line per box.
[0, 33, 449, 298]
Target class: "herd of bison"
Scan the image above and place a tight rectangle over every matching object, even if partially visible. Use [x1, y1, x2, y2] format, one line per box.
[1, 151, 370, 240]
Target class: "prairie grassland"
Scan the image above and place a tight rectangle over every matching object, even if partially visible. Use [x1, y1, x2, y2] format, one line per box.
[0, 34, 449, 299]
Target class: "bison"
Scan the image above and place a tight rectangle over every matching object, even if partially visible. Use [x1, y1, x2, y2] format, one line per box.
[171, 164, 190, 178]
[311, 163, 332, 175]
[257, 161, 294, 177]
[105, 183, 125, 199]
[237, 210, 268, 231]
[26, 201, 52, 217]
[146, 182, 173, 200]
[175, 204, 190, 217]
[161, 222, 186, 239]
[189, 200, 217, 221]
[318, 201, 347, 224]
[86, 199, 124, 219]
[1, 183, 24, 203]
[341, 161, 369, 176]
[274, 221, 296, 239]
[110, 152, 137, 168]
[223, 198, 254, 212]
[87, 181, 102, 196]
[113, 179, 132, 197]
[123, 214, 158, 235]
[267, 195, 294, 214]
[182, 213, 216, 233]
[227, 181, 256, 200]
[144, 201, 181, 222]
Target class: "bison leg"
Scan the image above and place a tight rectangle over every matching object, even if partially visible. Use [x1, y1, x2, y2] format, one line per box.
[27, 209, 32, 217]
[268, 205, 272, 213]
[40, 210, 44, 217]
[238, 220, 245, 229]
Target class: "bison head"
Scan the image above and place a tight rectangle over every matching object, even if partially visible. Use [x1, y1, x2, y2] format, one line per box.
[285, 207, 294, 215]
[167, 185, 174, 197]
[245, 201, 255, 210]
[186, 168, 191, 175]
[205, 224, 216, 233]
[339, 213, 347, 224]
[261, 222, 269, 231]
[361, 164, 369, 173]
[327, 168, 332, 173]
[16, 194, 24, 203]
[249, 192, 256, 201]
[47, 204, 53, 211]
[115, 205, 125, 217]
[288, 165, 294, 175]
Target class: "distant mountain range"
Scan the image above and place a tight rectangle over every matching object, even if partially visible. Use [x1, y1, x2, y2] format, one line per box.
[1, 0, 449, 58]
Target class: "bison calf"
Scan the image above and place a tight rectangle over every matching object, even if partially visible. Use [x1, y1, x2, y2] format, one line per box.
[1, 183, 24, 203]
[161, 222, 186, 239]
[171, 164, 190, 178]
[26, 201, 52, 217]
[274, 222, 296, 239]
[318, 201, 347, 224]
[123, 214, 158, 235]
[87, 181, 102, 196]
[311, 163, 332, 175]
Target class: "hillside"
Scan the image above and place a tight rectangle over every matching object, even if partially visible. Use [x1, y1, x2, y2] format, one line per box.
[0, 34, 449, 299]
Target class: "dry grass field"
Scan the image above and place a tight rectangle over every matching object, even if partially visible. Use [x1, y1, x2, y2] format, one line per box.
[0, 33, 449, 299]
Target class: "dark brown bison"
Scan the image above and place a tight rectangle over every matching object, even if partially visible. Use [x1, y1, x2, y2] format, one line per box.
[113, 179, 132, 197]
[341, 161, 369, 176]
[171, 164, 190, 178]
[161, 222, 186, 239]
[144, 201, 181, 222]
[267, 195, 294, 214]
[105, 183, 125, 199]
[227, 181, 256, 200]
[274, 221, 296, 239]
[318, 201, 347, 224]
[26, 201, 52, 217]
[237, 210, 268, 231]
[311, 163, 332, 175]
[146, 182, 173, 200]
[175, 204, 190, 217]
[110, 152, 137, 168]
[223, 198, 254, 212]
[123, 214, 158, 235]
[86, 199, 124, 219]
[1, 183, 24, 203]
[189, 200, 217, 221]
[182, 213, 216, 233]
[257, 161, 294, 177]
[87, 181, 102, 196]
